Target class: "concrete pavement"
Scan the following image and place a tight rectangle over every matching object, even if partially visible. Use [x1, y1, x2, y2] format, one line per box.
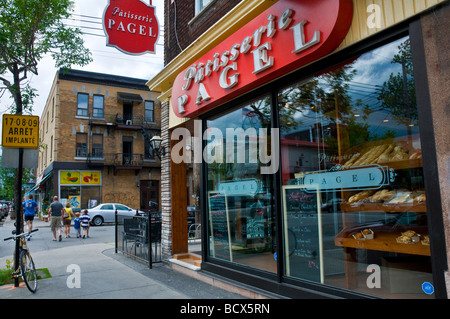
[0, 216, 245, 299]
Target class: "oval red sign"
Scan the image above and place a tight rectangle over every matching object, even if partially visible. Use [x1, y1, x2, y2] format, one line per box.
[171, 0, 353, 118]
[103, 0, 160, 55]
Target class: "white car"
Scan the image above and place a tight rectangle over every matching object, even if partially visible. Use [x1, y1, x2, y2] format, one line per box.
[86, 203, 145, 226]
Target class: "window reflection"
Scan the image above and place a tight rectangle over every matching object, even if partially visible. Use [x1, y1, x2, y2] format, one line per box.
[205, 96, 276, 273]
[280, 36, 433, 298]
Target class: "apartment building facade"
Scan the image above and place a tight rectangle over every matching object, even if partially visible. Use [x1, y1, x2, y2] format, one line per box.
[34, 69, 161, 214]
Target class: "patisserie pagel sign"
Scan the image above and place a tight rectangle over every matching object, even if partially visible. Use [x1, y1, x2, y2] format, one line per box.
[171, 0, 354, 118]
[295, 164, 396, 193]
[103, 0, 159, 55]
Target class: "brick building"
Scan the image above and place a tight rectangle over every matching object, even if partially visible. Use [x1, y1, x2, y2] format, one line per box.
[33, 69, 161, 216]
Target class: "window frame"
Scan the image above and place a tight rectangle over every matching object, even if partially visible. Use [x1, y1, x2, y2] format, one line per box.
[77, 93, 89, 117]
[75, 132, 88, 158]
[93, 95, 104, 118]
[144, 100, 155, 123]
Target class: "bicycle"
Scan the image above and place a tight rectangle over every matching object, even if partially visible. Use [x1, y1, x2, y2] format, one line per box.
[3, 228, 39, 293]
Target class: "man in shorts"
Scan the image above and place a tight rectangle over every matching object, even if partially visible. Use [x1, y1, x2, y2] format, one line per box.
[23, 195, 38, 241]
[48, 196, 64, 241]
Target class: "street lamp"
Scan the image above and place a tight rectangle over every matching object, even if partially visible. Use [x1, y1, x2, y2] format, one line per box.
[150, 135, 165, 159]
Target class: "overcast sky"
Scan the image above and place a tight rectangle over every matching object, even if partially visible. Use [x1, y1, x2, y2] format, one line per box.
[0, 0, 165, 143]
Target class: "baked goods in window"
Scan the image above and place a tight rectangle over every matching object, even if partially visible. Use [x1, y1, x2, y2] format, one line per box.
[342, 143, 419, 167]
[396, 230, 420, 244]
[362, 229, 374, 239]
[369, 189, 397, 203]
[387, 190, 413, 203]
[412, 190, 426, 203]
[347, 190, 374, 203]
[422, 235, 430, 245]
[396, 235, 412, 244]
[409, 149, 422, 160]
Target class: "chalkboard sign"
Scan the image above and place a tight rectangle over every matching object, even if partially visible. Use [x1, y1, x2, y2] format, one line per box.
[282, 185, 323, 283]
[208, 191, 233, 261]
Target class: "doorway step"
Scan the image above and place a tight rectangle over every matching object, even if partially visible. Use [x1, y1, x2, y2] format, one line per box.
[170, 253, 202, 270]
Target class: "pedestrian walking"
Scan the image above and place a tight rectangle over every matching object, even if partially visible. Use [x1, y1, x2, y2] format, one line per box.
[23, 195, 38, 240]
[80, 209, 90, 238]
[48, 196, 64, 241]
[73, 212, 81, 238]
[62, 202, 75, 238]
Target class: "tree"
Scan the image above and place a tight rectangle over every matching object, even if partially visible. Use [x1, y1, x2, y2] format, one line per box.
[0, 0, 92, 224]
[0, 0, 92, 114]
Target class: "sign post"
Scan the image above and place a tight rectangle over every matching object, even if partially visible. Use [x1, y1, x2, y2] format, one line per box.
[2, 114, 39, 287]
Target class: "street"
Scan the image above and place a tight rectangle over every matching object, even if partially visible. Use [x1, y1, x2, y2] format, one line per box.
[0, 216, 115, 260]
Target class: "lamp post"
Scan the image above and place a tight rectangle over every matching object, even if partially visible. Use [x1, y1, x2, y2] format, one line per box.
[150, 135, 165, 159]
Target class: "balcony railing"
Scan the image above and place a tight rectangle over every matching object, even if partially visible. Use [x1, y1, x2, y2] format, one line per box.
[87, 113, 156, 127]
[104, 153, 144, 167]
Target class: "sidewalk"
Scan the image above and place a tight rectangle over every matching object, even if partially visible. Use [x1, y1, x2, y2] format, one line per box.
[0, 216, 246, 299]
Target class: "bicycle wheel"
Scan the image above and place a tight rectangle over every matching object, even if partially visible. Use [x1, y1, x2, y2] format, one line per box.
[20, 249, 38, 293]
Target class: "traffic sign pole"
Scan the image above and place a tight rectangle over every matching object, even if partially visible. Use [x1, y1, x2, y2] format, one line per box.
[14, 148, 23, 287]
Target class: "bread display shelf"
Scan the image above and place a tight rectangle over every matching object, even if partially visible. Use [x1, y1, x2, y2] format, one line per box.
[340, 202, 426, 213]
[383, 158, 422, 170]
[334, 228, 430, 256]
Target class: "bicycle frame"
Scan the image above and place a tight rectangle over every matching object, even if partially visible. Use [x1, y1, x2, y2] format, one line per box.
[4, 228, 39, 292]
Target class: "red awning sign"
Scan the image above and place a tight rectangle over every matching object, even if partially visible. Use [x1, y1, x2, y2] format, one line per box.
[171, 0, 354, 118]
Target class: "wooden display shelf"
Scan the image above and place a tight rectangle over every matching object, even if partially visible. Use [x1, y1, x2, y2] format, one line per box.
[382, 158, 422, 170]
[334, 228, 430, 256]
[340, 202, 426, 213]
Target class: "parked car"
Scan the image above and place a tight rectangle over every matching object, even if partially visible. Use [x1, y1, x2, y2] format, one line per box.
[0, 204, 8, 219]
[86, 203, 145, 226]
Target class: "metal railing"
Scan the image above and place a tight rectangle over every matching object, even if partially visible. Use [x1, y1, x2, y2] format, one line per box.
[115, 211, 162, 268]
[104, 153, 144, 166]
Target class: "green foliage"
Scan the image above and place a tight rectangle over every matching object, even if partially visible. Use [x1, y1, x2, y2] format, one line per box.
[0, 0, 92, 113]
[0, 156, 35, 200]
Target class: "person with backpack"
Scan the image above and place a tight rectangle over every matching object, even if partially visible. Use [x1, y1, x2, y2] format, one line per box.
[23, 195, 38, 241]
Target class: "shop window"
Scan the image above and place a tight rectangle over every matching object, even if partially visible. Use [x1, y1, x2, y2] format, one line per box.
[61, 185, 101, 211]
[144, 101, 154, 122]
[279, 36, 433, 298]
[76, 133, 88, 157]
[77, 93, 89, 117]
[92, 134, 103, 158]
[93, 95, 104, 118]
[205, 96, 276, 273]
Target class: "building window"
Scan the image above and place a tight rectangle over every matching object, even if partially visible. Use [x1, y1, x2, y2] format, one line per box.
[144, 101, 154, 122]
[205, 96, 276, 274]
[195, 0, 213, 15]
[93, 95, 104, 118]
[77, 93, 89, 117]
[279, 36, 433, 298]
[76, 133, 88, 157]
[92, 134, 103, 158]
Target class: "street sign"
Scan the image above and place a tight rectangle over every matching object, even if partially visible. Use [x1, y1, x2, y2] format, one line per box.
[2, 114, 39, 148]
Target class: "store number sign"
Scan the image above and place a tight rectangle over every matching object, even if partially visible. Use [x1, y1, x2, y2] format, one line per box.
[2, 114, 39, 148]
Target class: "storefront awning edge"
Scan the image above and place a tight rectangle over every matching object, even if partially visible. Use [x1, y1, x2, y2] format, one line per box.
[146, 0, 278, 93]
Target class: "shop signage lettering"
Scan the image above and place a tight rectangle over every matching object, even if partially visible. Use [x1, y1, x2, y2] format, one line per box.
[296, 165, 395, 192]
[103, 0, 159, 55]
[218, 179, 259, 196]
[171, 0, 353, 118]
